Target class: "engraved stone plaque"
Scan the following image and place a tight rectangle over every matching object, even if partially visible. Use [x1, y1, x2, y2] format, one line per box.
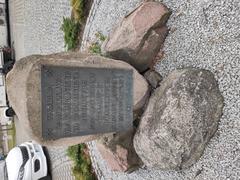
[41, 65, 133, 140]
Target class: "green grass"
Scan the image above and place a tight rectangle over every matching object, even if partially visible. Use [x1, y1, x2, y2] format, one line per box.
[67, 144, 96, 180]
[61, 0, 86, 51]
[89, 32, 106, 54]
[61, 17, 80, 51]
[89, 42, 102, 54]
[95, 32, 106, 42]
[7, 123, 16, 151]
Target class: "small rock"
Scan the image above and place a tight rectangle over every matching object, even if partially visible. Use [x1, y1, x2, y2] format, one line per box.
[144, 70, 163, 88]
[97, 130, 142, 172]
[6, 52, 149, 146]
[102, 2, 171, 73]
[134, 68, 224, 170]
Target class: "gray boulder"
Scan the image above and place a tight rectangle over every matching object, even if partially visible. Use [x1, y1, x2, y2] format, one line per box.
[102, 2, 171, 73]
[134, 68, 224, 170]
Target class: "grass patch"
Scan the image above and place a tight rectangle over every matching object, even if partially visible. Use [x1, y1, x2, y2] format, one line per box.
[7, 123, 16, 150]
[89, 32, 106, 55]
[61, 17, 80, 51]
[95, 32, 106, 42]
[61, 0, 93, 51]
[89, 42, 102, 54]
[67, 144, 96, 180]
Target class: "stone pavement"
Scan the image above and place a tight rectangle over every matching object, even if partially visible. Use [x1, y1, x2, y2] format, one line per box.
[9, 0, 25, 60]
[48, 147, 75, 180]
[9, 0, 71, 60]
[9, 0, 75, 179]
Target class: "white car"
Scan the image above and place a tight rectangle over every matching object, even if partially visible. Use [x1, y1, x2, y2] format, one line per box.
[5, 141, 51, 180]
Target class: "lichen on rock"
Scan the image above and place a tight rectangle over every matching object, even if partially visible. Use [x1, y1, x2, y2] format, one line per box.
[134, 68, 224, 170]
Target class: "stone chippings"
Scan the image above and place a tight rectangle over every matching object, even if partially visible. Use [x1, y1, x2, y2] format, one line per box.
[82, 0, 240, 179]
[155, 0, 240, 178]
[47, 146, 75, 180]
[134, 68, 224, 170]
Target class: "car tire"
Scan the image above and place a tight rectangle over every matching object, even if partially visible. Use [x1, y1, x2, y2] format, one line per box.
[42, 147, 52, 178]
[5, 107, 15, 117]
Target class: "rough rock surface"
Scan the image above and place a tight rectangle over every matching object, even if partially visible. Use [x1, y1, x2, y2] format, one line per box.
[144, 70, 163, 88]
[134, 68, 224, 170]
[102, 1, 171, 72]
[6, 52, 148, 146]
[96, 130, 142, 172]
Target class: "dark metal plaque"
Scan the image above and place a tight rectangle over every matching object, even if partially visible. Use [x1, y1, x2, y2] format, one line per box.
[41, 65, 133, 140]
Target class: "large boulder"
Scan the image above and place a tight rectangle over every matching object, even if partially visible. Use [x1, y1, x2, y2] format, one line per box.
[134, 68, 224, 170]
[6, 52, 149, 146]
[102, 2, 171, 73]
[96, 130, 142, 172]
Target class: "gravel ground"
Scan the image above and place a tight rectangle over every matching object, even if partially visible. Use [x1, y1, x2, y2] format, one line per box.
[82, 0, 240, 179]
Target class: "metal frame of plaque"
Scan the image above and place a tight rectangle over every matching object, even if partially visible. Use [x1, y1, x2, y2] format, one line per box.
[41, 65, 133, 140]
